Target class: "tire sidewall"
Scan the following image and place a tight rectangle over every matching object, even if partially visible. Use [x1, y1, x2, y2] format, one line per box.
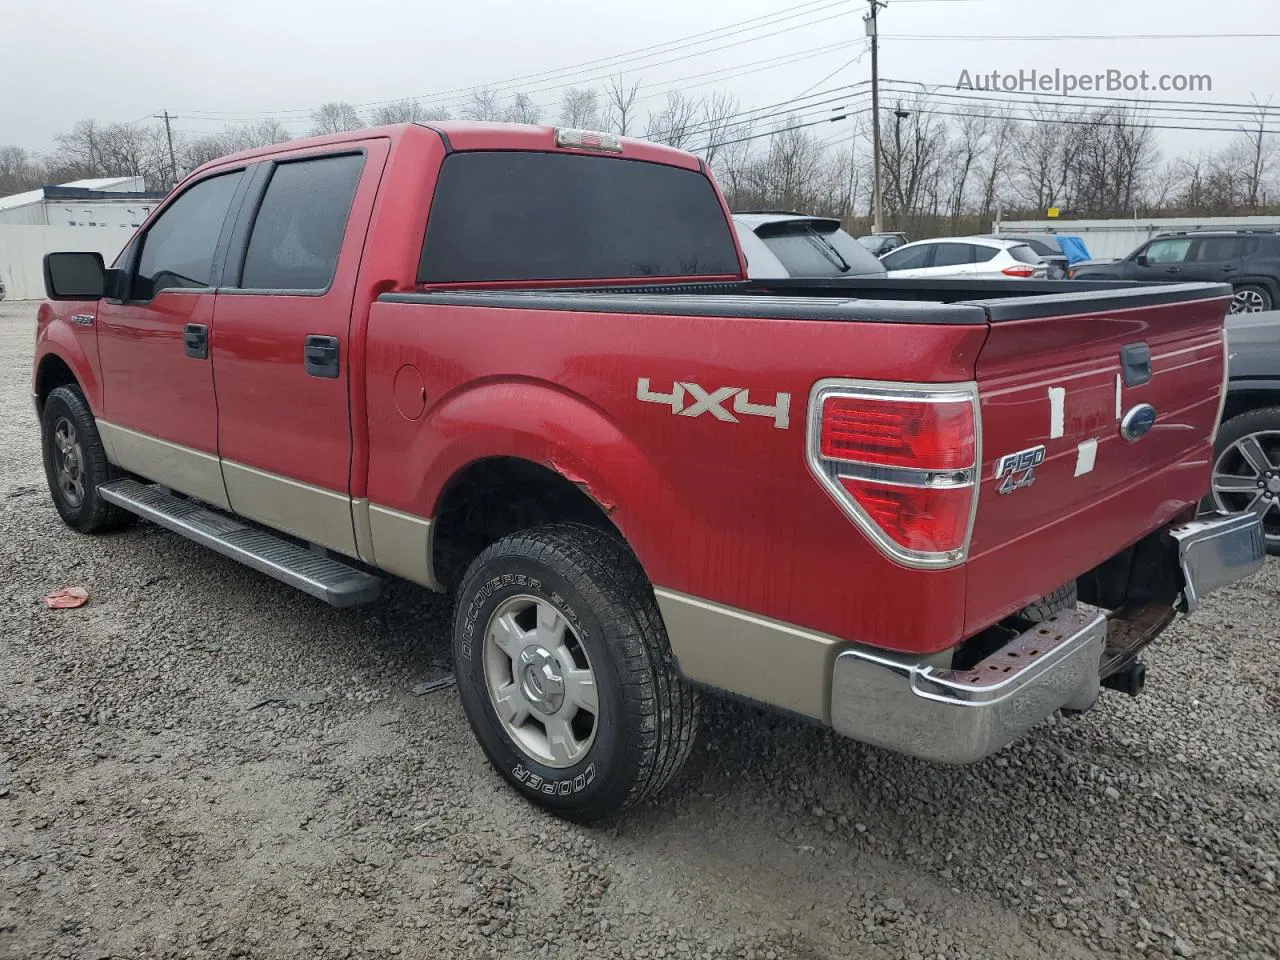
[453, 545, 634, 816]
[41, 389, 101, 530]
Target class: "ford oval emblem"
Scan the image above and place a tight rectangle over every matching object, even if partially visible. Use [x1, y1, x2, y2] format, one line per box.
[1120, 403, 1157, 442]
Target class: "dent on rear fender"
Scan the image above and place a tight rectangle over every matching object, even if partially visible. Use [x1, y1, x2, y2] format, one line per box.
[547, 457, 617, 513]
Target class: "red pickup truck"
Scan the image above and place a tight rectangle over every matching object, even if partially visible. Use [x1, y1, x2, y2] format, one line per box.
[34, 122, 1264, 819]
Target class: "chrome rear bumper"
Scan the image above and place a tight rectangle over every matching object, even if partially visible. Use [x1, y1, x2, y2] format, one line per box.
[831, 609, 1106, 763]
[1167, 511, 1266, 613]
[829, 511, 1265, 764]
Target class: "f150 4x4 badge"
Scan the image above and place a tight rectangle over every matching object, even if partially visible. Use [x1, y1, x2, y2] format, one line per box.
[636, 378, 791, 429]
[994, 444, 1046, 495]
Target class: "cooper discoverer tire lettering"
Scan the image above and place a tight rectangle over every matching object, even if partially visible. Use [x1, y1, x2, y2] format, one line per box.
[452, 523, 699, 820]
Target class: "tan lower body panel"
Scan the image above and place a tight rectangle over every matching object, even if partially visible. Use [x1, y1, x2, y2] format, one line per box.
[97, 421, 230, 511]
[368, 504, 440, 590]
[653, 587, 842, 723]
[221, 460, 358, 558]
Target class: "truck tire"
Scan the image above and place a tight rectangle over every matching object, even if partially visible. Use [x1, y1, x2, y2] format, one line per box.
[452, 523, 699, 820]
[40, 385, 133, 535]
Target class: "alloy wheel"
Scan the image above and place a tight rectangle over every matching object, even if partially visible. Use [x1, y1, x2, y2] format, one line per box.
[51, 417, 86, 509]
[1212, 429, 1280, 548]
[483, 595, 599, 768]
[1229, 288, 1268, 314]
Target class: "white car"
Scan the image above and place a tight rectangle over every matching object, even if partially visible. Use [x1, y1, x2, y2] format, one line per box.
[879, 236, 1048, 280]
[732, 212, 886, 279]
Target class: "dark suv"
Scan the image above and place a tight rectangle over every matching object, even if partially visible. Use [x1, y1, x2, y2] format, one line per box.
[1070, 231, 1280, 313]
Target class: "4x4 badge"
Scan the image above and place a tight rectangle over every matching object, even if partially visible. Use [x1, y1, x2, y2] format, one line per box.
[995, 444, 1046, 495]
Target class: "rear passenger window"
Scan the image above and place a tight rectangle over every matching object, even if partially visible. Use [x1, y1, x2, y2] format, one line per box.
[133, 171, 243, 299]
[931, 243, 973, 267]
[240, 154, 364, 291]
[881, 244, 931, 271]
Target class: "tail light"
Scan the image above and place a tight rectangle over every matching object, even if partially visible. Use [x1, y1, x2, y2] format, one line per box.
[1002, 264, 1036, 278]
[807, 380, 980, 568]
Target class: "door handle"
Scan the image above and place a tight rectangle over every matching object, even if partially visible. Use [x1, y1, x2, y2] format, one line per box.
[1222, 265, 1239, 273]
[183, 323, 208, 360]
[1164, 266, 1181, 274]
[304, 334, 340, 379]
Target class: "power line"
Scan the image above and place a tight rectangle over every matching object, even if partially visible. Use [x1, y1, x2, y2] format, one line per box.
[884, 32, 1280, 40]
[877, 82, 1275, 126]
[176, 0, 855, 119]
[881, 77, 1274, 114]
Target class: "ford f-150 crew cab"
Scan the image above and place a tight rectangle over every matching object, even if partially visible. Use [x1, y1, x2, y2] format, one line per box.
[34, 122, 1265, 820]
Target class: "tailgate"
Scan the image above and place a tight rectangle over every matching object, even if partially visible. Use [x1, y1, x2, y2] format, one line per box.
[964, 289, 1229, 634]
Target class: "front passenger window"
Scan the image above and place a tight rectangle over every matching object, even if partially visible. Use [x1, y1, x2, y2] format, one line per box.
[133, 171, 243, 300]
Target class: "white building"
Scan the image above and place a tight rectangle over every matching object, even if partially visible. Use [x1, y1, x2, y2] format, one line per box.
[0, 176, 165, 229]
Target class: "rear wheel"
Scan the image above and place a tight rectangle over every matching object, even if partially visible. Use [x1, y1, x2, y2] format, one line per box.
[1229, 284, 1272, 314]
[1210, 407, 1280, 554]
[40, 386, 133, 534]
[452, 524, 698, 820]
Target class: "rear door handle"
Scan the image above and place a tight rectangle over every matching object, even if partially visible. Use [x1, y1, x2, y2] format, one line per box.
[183, 323, 208, 360]
[1164, 266, 1182, 274]
[304, 334, 340, 379]
[1222, 265, 1239, 273]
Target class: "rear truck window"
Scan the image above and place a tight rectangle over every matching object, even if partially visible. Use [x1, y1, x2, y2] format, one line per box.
[417, 151, 740, 283]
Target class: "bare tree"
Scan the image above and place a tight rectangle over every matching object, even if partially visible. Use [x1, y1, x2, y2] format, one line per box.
[52, 119, 170, 187]
[1072, 106, 1156, 215]
[462, 88, 504, 121]
[1239, 99, 1276, 210]
[975, 107, 1017, 227]
[503, 93, 541, 124]
[945, 108, 991, 231]
[0, 145, 45, 195]
[604, 75, 641, 135]
[710, 121, 756, 209]
[700, 91, 740, 166]
[646, 91, 702, 148]
[181, 120, 292, 173]
[369, 100, 452, 124]
[559, 87, 602, 128]
[310, 102, 364, 136]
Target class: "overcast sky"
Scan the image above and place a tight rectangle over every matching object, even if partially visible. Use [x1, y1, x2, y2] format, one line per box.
[2, 0, 1277, 156]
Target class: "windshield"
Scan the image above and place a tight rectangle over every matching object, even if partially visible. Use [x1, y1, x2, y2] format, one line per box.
[857, 235, 894, 255]
[757, 222, 886, 278]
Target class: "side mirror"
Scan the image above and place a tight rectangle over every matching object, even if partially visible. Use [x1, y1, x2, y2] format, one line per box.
[43, 252, 105, 300]
[1135, 254, 1150, 267]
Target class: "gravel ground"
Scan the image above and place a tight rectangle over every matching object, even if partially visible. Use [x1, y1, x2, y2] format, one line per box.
[1, 299, 1278, 960]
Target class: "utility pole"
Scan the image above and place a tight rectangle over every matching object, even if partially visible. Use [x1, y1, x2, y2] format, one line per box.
[865, 0, 885, 234]
[155, 110, 178, 188]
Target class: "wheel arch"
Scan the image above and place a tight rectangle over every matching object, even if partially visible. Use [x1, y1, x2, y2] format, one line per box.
[35, 353, 82, 416]
[1222, 383, 1280, 423]
[430, 455, 632, 591]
